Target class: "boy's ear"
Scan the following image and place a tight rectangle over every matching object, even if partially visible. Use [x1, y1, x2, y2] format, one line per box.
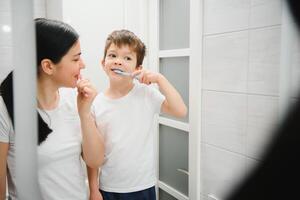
[136, 65, 143, 70]
[40, 59, 55, 75]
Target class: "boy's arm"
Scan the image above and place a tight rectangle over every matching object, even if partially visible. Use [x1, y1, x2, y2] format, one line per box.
[135, 69, 187, 118]
[87, 166, 103, 200]
[0, 142, 9, 200]
[157, 74, 187, 118]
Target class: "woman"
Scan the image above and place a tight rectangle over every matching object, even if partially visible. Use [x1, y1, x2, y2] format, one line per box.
[0, 18, 104, 200]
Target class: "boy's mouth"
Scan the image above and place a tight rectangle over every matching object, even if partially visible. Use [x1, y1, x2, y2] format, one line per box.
[111, 68, 124, 72]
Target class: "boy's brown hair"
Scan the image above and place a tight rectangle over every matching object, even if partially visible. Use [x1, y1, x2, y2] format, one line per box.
[103, 29, 146, 67]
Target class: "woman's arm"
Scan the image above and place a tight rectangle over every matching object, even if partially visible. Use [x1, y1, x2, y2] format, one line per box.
[0, 142, 9, 200]
[77, 79, 104, 168]
[80, 113, 104, 168]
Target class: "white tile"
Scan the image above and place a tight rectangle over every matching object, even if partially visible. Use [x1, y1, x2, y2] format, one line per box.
[246, 95, 279, 159]
[200, 194, 208, 200]
[33, 0, 46, 18]
[248, 95, 279, 125]
[248, 27, 281, 95]
[201, 144, 247, 199]
[244, 157, 260, 181]
[250, 0, 282, 28]
[204, 0, 251, 34]
[34, 11, 46, 19]
[202, 91, 247, 154]
[203, 31, 248, 92]
[0, 12, 12, 47]
[0, 47, 13, 83]
[245, 157, 259, 172]
[0, 0, 10, 12]
[290, 98, 299, 107]
[290, 31, 300, 98]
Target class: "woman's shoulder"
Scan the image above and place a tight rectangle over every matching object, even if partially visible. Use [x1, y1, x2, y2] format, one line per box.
[0, 96, 9, 118]
[57, 88, 78, 111]
[59, 87, 77, 102]
[0, 96, 13, 139]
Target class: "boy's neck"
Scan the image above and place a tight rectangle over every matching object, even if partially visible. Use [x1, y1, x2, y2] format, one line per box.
[105, 81, 134, 99]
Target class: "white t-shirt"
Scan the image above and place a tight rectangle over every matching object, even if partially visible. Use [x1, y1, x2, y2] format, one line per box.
[93, 82, 165, 193]
[0, 88, 88, 200]
[0, 96, 17, 200]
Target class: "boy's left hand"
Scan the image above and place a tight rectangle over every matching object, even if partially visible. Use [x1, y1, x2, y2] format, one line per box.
[77, 78, 98, 116]
[89, 189, 103, 200]
[133, 69, 162, 85]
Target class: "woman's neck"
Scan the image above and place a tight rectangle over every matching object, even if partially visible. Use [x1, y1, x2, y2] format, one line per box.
[37, 77, 60, 110]
[105, 80, 134, 99]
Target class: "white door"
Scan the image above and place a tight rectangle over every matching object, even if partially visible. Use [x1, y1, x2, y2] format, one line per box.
[148, 0, 202, 199]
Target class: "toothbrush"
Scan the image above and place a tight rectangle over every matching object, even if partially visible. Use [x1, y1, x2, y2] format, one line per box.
[112, 69, 140, 80]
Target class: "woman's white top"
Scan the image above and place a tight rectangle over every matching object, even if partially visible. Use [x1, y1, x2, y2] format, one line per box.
[0, 88, 88, 200]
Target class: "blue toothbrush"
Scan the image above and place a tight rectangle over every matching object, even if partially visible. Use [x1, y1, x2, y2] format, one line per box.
[112, 69, 140, 80]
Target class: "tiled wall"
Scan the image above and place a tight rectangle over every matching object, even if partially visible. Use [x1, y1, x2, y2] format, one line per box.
[0, 1, 46, 198]
[0, 0, 46, 81]
[199, 0, 300, 199]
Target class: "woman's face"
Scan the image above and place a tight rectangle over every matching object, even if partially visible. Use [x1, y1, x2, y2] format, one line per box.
[52, 41, 85, 88]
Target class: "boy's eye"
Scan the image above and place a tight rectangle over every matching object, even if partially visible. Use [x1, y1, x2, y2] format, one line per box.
[125, 56, 132, 61]
[108, 53, 116, 58]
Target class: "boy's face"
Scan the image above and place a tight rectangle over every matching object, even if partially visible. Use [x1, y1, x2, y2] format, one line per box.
[102, 43, 140, 81]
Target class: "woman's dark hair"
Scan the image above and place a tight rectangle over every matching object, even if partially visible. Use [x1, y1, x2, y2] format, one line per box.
[287, 1, 300, 30]
[35, 18, 79, 71]
[0, 72, 14, 125]
[0, 19, 79, 145]
[0, 72, 52, 145]
[34, 18, 79, 143]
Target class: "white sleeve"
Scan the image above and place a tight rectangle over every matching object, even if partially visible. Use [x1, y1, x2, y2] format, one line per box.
[0, 97, 12, 143]
[146, 85, 166, 114]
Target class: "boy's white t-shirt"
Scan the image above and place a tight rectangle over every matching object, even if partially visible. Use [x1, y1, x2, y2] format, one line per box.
[93, 82, 165, 193]
[0, 88, 88, 200]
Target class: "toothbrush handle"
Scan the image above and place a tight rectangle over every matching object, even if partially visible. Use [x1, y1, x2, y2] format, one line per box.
[133, 76, 140, 80]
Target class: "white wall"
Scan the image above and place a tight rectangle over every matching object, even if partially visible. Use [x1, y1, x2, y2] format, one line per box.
[1, 1, 46, 198]
[59, 0, 148, 92]
[200, 0, 300, 199]
[0, 0, 46, 83]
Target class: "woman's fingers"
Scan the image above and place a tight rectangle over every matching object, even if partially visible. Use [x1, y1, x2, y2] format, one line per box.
[77, 79, 96, 98]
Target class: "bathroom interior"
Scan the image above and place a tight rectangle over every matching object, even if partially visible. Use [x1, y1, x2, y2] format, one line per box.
[1, 0, 299, 199]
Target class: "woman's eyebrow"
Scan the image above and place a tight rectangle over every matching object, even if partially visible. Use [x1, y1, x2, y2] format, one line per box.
[73, 52, 81, 56]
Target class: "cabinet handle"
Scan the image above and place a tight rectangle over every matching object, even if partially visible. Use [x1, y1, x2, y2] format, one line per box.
[177, 168, 189, 175]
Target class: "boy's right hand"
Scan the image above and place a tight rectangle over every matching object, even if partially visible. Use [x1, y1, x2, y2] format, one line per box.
[89, 190, 103, 200]
[132, 69, 163, 85]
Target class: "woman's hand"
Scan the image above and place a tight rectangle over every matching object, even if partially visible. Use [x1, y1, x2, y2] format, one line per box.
[0, 142, 9, 200]
[76, 78, 97, 117]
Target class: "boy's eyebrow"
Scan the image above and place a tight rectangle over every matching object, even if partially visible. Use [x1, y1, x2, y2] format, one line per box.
[107, 50, 116, 53]
[107, 49, 135, 55]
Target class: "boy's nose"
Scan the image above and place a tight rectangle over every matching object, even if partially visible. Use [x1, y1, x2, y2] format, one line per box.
[114, 58, 122, 65]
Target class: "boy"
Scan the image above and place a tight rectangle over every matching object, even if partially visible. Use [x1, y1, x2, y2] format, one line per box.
[88, 29, 187, 200]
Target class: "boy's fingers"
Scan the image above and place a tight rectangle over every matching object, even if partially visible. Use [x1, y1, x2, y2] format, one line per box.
[132, 70, 142, 77]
